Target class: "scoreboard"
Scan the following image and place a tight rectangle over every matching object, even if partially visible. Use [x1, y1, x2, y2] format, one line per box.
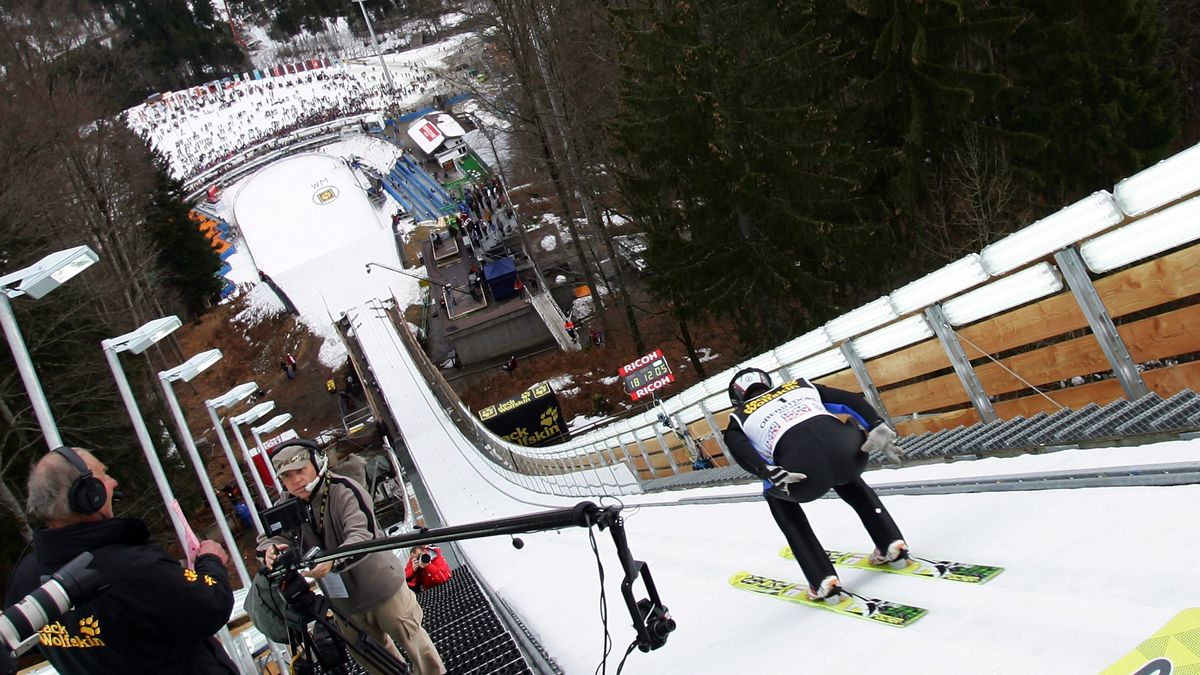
[619, 348, 675, 401]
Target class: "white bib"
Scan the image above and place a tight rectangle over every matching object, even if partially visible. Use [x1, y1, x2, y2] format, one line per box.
[736, 380, 834, 461]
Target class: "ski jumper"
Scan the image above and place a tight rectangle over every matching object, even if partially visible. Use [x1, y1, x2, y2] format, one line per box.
[724, 378, 904, 589]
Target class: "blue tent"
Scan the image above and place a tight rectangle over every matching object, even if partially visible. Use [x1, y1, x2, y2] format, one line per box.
[484, 257, 517, 301]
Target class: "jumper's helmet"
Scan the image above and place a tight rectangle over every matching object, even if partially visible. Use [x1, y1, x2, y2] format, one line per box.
[729, 368, 773, 406]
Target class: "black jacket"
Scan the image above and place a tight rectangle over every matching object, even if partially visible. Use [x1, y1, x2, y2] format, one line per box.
[724, 378, 884, 480]
[5, 517, 237, 675]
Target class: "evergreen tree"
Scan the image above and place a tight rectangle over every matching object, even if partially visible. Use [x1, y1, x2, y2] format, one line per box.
[101, 0, 246, 89]
[609, 0, 876, 351]
[146, 155, 224, 316]
[827, 0, 1024, 276]
[997, 0, 1182, 203]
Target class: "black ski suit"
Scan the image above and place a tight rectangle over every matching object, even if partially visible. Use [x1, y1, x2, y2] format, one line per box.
[723, 378, 904, 589]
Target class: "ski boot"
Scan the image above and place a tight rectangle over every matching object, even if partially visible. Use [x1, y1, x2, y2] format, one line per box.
[806, 575, 843, 604]
[869, 539, 909, 569]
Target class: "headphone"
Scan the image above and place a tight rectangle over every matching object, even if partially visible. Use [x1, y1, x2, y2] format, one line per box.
[52, 447, 107, 515]
[270, 439, 328, 494]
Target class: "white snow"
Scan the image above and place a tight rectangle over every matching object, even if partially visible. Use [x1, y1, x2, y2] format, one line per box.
[539, 235, 557, 252]
[226, 151, 422, 367]
[319, 136, 402, 173]
[233, 153, 385, 271]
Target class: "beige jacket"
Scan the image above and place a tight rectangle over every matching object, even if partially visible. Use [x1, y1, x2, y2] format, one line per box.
[257, 472, 404, 614]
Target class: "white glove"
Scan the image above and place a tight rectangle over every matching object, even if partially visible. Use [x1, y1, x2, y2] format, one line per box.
[763, 465, 807, 490]
[861, 424, 902, 465]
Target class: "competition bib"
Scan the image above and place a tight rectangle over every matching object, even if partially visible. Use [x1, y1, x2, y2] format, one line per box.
[734, 380, 834, 460]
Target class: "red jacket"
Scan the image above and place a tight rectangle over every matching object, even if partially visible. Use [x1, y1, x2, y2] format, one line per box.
[405, 548, 452, 590]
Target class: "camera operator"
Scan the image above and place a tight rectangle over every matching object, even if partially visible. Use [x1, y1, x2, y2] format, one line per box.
[5, 447, 237, 674]
[258, 441, 445, 675]
[404, 545, 451, 593]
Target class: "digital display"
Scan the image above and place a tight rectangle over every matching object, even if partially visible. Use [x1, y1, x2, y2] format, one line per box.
[619, 349, 675, 401]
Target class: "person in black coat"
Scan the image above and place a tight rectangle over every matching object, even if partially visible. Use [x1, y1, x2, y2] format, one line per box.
[723, 368, 907, 602]
[6, 447, 237, 674]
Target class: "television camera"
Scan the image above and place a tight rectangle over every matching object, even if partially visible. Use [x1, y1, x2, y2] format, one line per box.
[258, 497, 676, 674]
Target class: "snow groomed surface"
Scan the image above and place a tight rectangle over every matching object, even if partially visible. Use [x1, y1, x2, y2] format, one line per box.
[348, 299, 1200, 674]
[233, 152, 383, 278]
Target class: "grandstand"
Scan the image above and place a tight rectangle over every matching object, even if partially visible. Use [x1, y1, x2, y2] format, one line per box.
[188, 209, 238, 298]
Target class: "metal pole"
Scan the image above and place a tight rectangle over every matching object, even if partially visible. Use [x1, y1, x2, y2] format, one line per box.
[380, 436, 413, 529]
[354, 0, 395, 91]
[101, 346, 190, 553]
[926, 304, 998, 423]
[230, 420, 273, 508]
[0, 294, 63, 449]
[629, 421, 657, 479]
[250, 429, 285, 497]
[650, 419, 681, 476]
[839, 343, 892, 422]
[205, 404, 264, 535]
[159, 377, 252, 589]
[1054, 247, 1150, 400]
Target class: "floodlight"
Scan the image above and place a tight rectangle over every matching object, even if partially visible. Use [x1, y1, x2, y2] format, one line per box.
[889, 254, 989, 315]
[1079, 195, 1200, 273]
[208, 382, 258, 409]
[161, 349, 222, 383]
[980, 191, 1122, 275]
[103, 316, 182, 355]
[1113, 142, 1200, 216]
[823, 298, 898, 342]
[941, 263, 1063, 326]
[231, 401, 275, 426]
[252, 413, 292, 436]
[0, 245, 98, 299]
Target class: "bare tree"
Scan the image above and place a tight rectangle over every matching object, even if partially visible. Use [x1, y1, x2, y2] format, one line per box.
[921, 130, 1021, 263]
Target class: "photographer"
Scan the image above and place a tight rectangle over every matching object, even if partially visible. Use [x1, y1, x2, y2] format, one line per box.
[6, 447, 237, 674]
[404, 545, 451, 593]
[258, 440, 445, 675]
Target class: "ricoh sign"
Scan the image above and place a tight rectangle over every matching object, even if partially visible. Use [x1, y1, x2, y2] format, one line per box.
[619, 348, 675, 401]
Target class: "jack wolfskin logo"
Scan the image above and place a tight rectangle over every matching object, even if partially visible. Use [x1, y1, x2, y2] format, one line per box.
[78, 616, 100, 637]
[39, 620, 105, 648]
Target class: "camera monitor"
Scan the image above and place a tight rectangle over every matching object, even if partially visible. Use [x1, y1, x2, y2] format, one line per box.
[260, 498, 306, 538]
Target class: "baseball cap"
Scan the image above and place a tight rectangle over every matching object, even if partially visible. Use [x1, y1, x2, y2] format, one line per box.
[272, 445, 311, 474]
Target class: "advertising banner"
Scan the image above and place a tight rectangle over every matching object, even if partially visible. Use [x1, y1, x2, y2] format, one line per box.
[619, 348, 675, 401]
[478, 382, 570, 447]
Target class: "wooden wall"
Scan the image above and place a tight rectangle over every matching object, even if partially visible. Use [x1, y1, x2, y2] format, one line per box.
[602, 244, 1200, 480]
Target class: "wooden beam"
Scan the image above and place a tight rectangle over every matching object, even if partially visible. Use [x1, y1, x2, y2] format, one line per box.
[895, 407, 980, 436]
[1120, 304, 1200, 363]
[861, 339, 951, 388]
[1094, 244, 1200, 318]
[1144, 360, 1200, 397]
[814, 369, 859, 391]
